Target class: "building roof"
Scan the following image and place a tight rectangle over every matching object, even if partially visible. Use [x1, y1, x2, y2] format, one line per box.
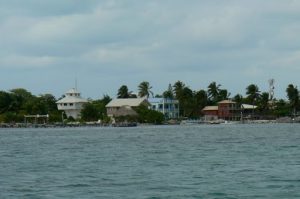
[106, 98, 150, 108]
[56, 87, 87, 104]
[218, 100, 236, 104]
[56, 96, 88, 104]
[202, 106, 219, 111]
[241, 104, 258, 109]
[148, 98, 179, 104]
[66, 88, 80, 94]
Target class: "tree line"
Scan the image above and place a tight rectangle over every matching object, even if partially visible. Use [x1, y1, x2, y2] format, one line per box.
[0, 81, 299, 123]
[117, 81, 300, 119]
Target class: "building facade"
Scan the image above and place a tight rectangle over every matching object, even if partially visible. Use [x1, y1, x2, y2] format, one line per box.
[56, 88, 88, 119]
[202, 100, 257, 121]
[148, 98, 179, 119]
[202, 106, 219, 121]
[106, 98, 150, 118]
[217, 100, 240, 121]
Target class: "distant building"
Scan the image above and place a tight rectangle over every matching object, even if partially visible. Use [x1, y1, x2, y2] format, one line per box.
[202, 106, 218, 121]
[241, 104, 258, 119]
[148, 98, 179, 119]
[56, 88, 88, 119]
[218, 100, 240, 121]
[106, 98, 150, 118]
[202, 100, 257, 121]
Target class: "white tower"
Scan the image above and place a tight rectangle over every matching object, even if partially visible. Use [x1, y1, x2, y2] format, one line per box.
[56, 88, 88, 119]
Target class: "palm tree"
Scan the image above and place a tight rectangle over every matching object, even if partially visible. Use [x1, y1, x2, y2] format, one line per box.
[195, 90, 208, 110]
[233, 94, 244, 120]
[101, 95, 112, 105]
[258, 92, 269, 114]
[163, 84, 174, 99]
[117, 85, 130, 98]
[286, 84, 299, 116]
[138, 81, 153, 98]
[233, 94, 243, 107]
[180, 87, 194, 117]
[207, 82, 221, 104]
[246, 84, 260, 118]
[173, 81, 185, 100]
[218, 89, 231, 101]
[246, 84, 260, 104]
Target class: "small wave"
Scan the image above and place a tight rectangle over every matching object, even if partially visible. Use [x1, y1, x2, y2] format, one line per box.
[59, 183, 91, 188]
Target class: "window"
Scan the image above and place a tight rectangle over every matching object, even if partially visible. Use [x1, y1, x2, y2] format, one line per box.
[64, 103, 67, 106]
[69, 103, 73, 106]
[159, 104, 163, 109]
[152, 105, 156, 109]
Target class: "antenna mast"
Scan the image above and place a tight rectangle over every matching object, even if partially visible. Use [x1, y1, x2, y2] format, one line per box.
[75, 78, 78, 90]
[268, 79, 275, 100]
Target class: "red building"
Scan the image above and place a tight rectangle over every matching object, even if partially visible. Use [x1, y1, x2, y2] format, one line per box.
[202, 106, 218, 121]
[217, 100, 240, 121]
[202, 100, 241, 121]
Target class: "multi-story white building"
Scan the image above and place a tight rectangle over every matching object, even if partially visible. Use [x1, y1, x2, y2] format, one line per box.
[56, 88, 88, 119]
[148, 98, 179, 119]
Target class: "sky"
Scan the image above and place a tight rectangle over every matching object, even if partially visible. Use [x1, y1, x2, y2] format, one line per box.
[1, 0, 300, 99]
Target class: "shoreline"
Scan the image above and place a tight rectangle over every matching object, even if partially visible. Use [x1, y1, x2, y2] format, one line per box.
[1, 120, 300, 129]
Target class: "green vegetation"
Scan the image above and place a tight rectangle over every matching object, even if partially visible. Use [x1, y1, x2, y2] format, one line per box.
[80, 95, 112, 122]
[0, 89, 60, 123]
[138, 81, 153, 98]
[135, 105, 164, 124]
[117, 85, 137, 98]
[286, 84, 299, 116]
[114, 105, 164, 124]
[1, 81, 300, 124]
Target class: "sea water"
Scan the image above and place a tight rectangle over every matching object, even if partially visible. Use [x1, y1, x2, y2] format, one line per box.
[0, 124, 299, 199]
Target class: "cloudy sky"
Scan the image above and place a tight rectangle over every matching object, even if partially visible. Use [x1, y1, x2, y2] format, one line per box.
[1, 0, 300, 99]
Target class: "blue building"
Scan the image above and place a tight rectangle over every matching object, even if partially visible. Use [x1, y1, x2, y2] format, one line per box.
[148, 98, 179, 119]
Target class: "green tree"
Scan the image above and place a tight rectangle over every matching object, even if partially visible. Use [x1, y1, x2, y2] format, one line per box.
[40, 94, 58, 112]
[138, 81, 153, 98]
[218, 89, 231, 101]
[173, 81, 185, 100]
[0, 91, 12, 113]
[246, 84, 260, 104]
[135, 105, 164, 124]
[273, 99, 289, 117]
[286, 84, 299, 116]
[180, 87, 194, 117]
[101, 95, 112, 105]
[257, 92, 269, 114]
[233, 94, 244, 107]
[163, 84, 174, 99]
[81, 103, 100, 121]
[117, 85, 130, 98]
[207, 82, 221, 104]
[195, 89, 208, 112]
[246, 84, 260, 118]
[81, 95, 112, 122]
[10, 88, 33, 101]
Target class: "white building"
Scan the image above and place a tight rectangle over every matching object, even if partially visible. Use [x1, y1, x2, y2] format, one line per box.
[56, 88, 88, 119]
[148, 98, 179, 119]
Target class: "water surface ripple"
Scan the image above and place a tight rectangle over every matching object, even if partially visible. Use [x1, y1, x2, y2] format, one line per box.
[0, 124, 300, 198]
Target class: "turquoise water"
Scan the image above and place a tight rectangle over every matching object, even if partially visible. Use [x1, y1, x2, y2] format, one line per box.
[0, 124, 300, 198]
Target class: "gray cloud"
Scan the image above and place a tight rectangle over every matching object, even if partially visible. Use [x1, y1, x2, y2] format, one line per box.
[1, 0, 300, 98]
